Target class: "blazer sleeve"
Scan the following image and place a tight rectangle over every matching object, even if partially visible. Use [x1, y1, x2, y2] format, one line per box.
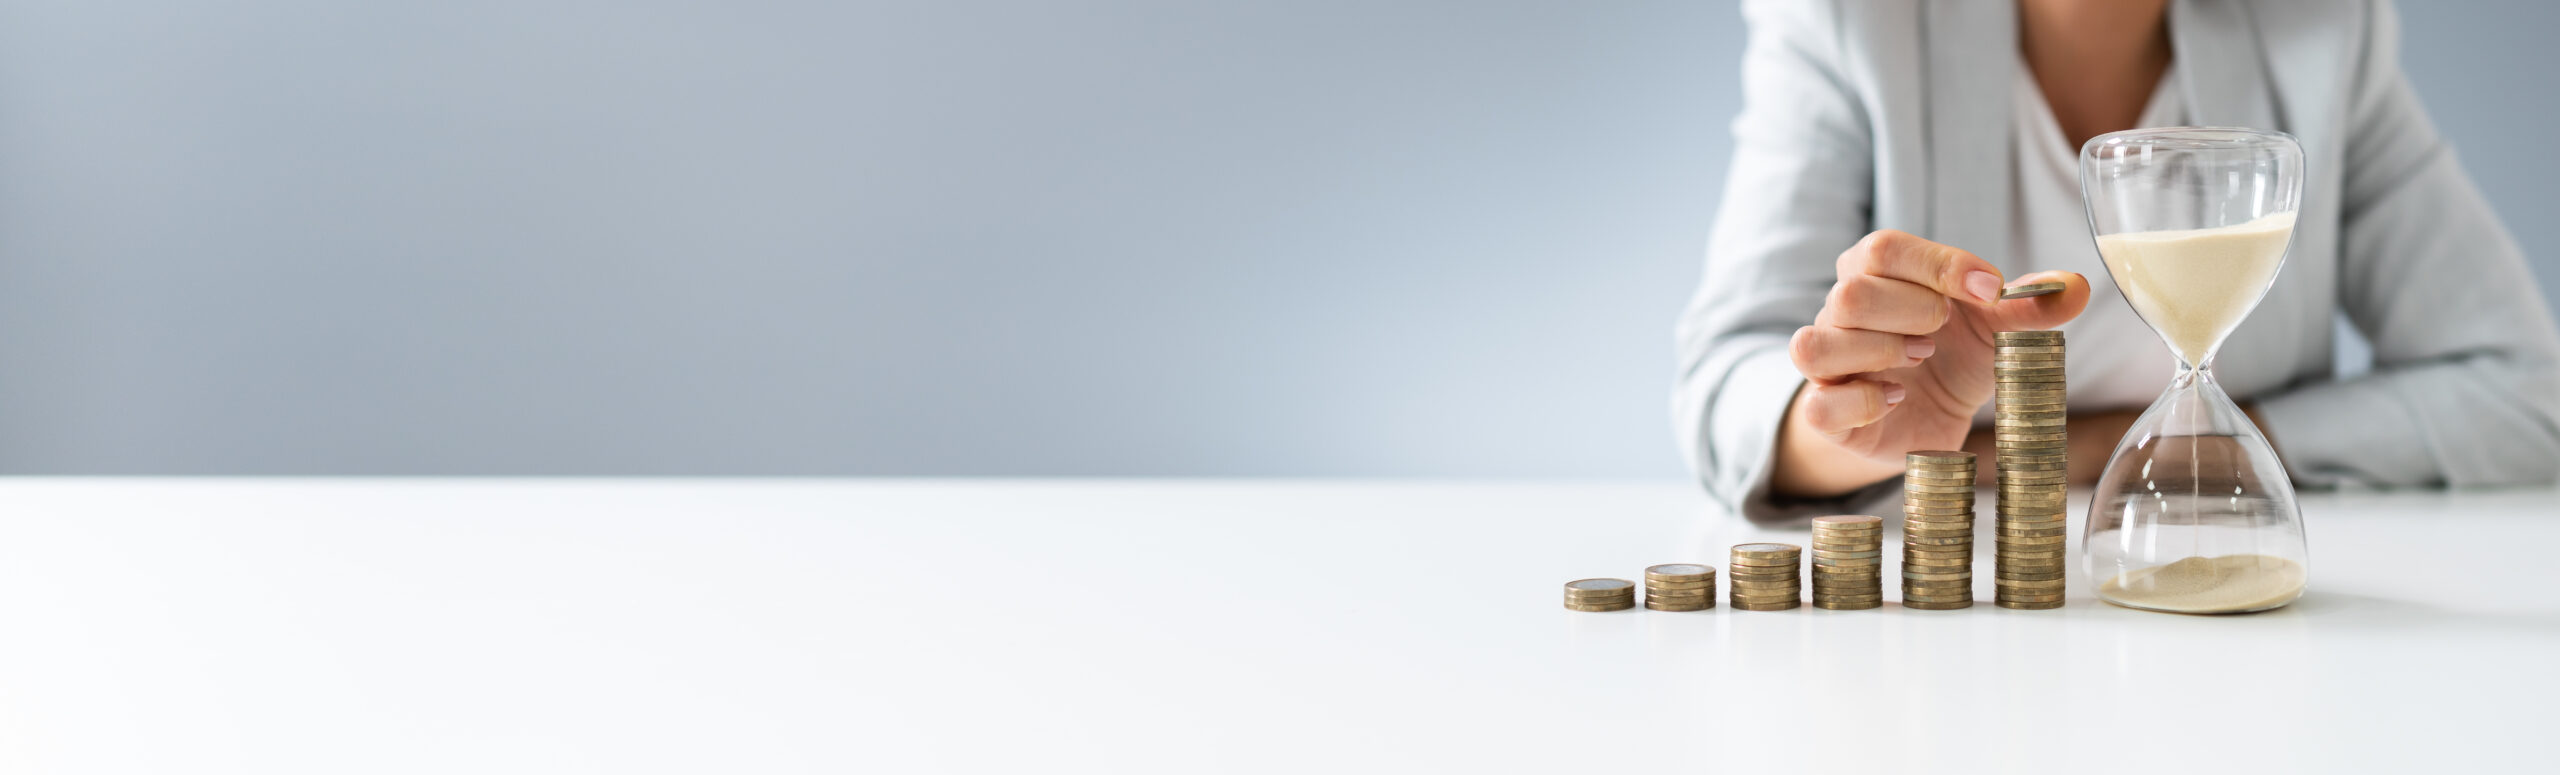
[2253, 0, 2560, 487]
[1673, 0, 1897, 522]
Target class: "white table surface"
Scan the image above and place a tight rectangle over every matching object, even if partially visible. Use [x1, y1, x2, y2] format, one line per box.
[0, 478, 2551, 774]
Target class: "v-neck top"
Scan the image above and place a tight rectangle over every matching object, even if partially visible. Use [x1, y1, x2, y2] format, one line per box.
[1994, 58, 2187, 418]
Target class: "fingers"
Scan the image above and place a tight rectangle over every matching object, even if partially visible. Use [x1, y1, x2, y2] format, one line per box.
[1796, 380, 1908, 436]
[1817, 274, 1956, 334]
[1981, 270, 2095, 333]
[1791, 326, 1934, 382]
[1838, 230, 2005, 306]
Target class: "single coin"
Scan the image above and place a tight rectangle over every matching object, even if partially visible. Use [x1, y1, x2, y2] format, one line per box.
[1995, 593, 2067, 603]
[1814, 597, 1885, 606]
[1995, 571, 2067, 581]
[1901, 600, 1974, 610]
[1565, 601, 1635, 612]
[1995, 600, 2066, 610]
[1730, 543, 1801, 558]
[1809, 548, 1882, 558]
[1902, 483, 1979, 495]
[1994, 344, 2068, 353]
[1994, 418, 2070, 430]
[2000, 281, 2066, 299]
[1813, 600, 1883, 610]
[1992, 393, 2067, 402]
[1993, 331, 2065, 341]
[1905, 450, 1974, 465]
[1730, 596, 1802, 606]
[1732, 602, 1801, 611]
[1903, 556, 1973, 568]
[1645, 563, 1715, 578]
[1811, 515, 1884, 529]
[1564, 579, 1635, 594]
[1996, 535, 2066, 546]
[1646, 603, 1714, 612]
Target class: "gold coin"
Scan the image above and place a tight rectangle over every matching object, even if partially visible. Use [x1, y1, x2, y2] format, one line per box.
[1995, 593, 2067, 603]
[1730, 543, 1801, 558]
[1644, 563, 1715, 578]
[1811, 515, 1884, 529]
[1564, 578, 1636, 593]
[1995, 344, 2068, 353]
[1730, 595, 1802, 606]
[1999, 281, 2066, 299]
[1901, 600, 1973, 610]
[1995, 600, 2065, 610]
[1906, 450, 1974, 464]
[1646, 602, 1714, 612]
[1731, 601, 1800, 611]
[1565, 601, 1635, 612]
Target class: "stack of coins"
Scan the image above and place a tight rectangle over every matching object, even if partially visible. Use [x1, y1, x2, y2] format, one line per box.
[1902, 451, 1977, 610]
[1994, 330, 2070, 609]
[1643, 564, 1717, 611]
[1809, 515, 1884, 609]
[1561, 578, 1636, 611]
[1728, 543, 1802, 610]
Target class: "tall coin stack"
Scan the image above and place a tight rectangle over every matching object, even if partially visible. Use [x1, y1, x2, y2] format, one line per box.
[1728, 543, 1802, 610]
[1643, 564, 1717, 611]
[1561, 578, 1636, 612]
[1901, 451, 1977, 610]
[1809, 515, 1884, 609]
[1994, 330, 2070, 609]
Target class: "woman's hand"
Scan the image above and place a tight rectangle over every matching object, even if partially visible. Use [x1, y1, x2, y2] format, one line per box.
[1771, 230, 2092, 498]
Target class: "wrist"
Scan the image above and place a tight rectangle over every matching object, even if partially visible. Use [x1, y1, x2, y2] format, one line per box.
[1771, 396, 1900, 499]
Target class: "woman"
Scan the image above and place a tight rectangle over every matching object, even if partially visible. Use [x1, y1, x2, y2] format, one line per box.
[1675, 0, 2560, 522]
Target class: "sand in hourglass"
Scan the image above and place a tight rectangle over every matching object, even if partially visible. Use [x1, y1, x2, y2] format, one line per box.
[2092, 211, 2304, 612]
[2095, 211, 2296, 365]
[2099, 554, 2305, 613]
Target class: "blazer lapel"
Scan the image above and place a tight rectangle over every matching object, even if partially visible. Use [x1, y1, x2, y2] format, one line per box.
[1924, 0, 2018, 263]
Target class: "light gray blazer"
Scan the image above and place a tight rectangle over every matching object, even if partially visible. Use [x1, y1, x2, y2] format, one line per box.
[1675, 0, 2560, 523]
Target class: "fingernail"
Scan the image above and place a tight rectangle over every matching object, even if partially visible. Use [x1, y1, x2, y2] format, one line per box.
[1964, 271, 2001, 304]
[1882, 384, 1907, 406]
[1904, 337, 1936, 360]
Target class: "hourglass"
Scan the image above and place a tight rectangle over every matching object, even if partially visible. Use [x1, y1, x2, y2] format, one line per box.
[2078, 127, 2308, 614]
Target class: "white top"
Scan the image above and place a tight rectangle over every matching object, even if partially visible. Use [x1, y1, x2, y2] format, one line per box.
[1, 478, 2547, 773]
[1990, 60, 2186, 417]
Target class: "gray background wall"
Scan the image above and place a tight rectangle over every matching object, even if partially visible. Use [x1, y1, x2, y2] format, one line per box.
[0, 1, 2549, 476]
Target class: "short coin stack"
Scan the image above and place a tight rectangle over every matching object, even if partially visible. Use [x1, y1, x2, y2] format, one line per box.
[1643, 564, 1718, 611]
[1809, 515, 1884, 609]
[1561, 578, 1636, 611]
[1902, 451, 1977, 610]
[1728, 543, 1802, 610]
[1994, 330, 2070, 609]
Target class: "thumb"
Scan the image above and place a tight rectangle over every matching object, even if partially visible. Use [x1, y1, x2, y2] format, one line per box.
[1979, 271, 2092, 332]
